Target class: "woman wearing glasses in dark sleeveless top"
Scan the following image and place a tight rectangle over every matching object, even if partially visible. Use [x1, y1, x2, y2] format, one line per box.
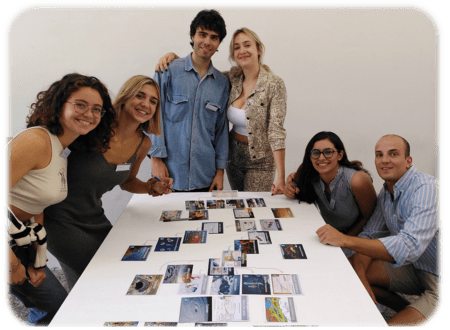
[284, 131, 377, 255]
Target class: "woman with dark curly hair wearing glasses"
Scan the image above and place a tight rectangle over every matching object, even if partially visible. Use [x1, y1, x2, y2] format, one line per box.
[284, 131, 377, 255]
[8, 73, 115, 325]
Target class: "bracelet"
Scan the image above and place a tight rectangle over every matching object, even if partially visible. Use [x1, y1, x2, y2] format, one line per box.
[10, 259, 21, 274]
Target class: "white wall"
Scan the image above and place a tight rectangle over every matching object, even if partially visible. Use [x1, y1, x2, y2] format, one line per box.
[8, 7, 437, 266]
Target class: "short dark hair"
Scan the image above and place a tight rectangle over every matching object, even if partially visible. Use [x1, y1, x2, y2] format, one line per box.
[382, 134, 411, 157]
[189, 9, 227, 48]
[27, 73, 116, 152]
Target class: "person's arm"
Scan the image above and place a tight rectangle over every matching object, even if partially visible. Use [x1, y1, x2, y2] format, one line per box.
[26, 212, 47, 287]
[120, 136, 173, 195]
[271, 149, 286, 195]
[267, 77, 287, 195]
[148, 70, 170, 180]
[9, 248, 27, 285]
[345, 171, 377, 236]
[209, 82, 230, 192]
[284, 172, 300, 198]
[155, 52, 179, 72]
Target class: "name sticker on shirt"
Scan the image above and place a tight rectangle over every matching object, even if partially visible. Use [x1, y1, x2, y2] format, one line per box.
[205, 103, 219, 111]
[60, 148, 71, 159]
[116, 163, 131, 172]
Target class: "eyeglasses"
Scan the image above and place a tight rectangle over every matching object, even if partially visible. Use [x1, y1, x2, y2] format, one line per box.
[66, 101, 106, 118]
[310, 148, 338, 159]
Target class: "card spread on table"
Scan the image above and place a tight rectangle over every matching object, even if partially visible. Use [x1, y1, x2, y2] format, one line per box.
[126, 275, 163, 295]
[104, 321, 139, 326]
[260, 219, 283, 231]
[183, 230, 207, 243]
[179, 297, 212, 323]
[185, 200, 205, 210]
[212, 296, 249, 322]
[225, 199, 245, 209]
[241, 274, 271, 295]
[264, 297, 297, 323]
[271, 274, 303, 295]
[178, 274, 208, 295]
[248, 231, 272, 244]
[202, 222, 223, 234]
[208, 258, 235, 276]
[233, 208, 255, 219]
[222, 250, 242, 268]
[155, 237, 181, 252]
[271, 208, 294, 218]
[279, 244, 307, 259]
[121, 245, 151, 261]
[235, 219, 257, 232]
[209, 275, 240, 295]
[163, 265, 193, 284]
[246, 198, 266, 207]
[206, 199, 225, 209]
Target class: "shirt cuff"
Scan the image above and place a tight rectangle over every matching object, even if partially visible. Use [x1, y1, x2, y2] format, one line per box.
[149, 145, 168, 158]
[216, 158, 229, 169]
[379, 236, 407, 267]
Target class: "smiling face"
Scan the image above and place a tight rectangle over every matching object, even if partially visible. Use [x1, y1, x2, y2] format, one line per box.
[375, 135, 412, 191]
[59, 86, 102, 137]
[232, 32, 261, 69]
[191, 27, 220, 62]
[310, 138, 344, 181]
[125, 84, 159, 123]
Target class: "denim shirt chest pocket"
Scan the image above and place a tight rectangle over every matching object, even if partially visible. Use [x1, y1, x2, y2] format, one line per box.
[165, 94, 189, 123]
[203, 101, 221, 136]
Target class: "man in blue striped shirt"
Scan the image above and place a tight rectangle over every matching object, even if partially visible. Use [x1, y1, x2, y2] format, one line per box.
[316, 135, 438, 325]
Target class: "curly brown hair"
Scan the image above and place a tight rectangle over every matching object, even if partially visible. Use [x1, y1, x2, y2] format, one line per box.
[26, 73, 116, 151]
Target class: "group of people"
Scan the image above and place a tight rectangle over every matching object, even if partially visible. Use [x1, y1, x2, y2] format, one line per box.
[8, 9, 437, 327]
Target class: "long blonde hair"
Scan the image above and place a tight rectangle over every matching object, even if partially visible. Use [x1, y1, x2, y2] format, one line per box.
[229, 27, 271, 72]
[113, 75, 162, 135]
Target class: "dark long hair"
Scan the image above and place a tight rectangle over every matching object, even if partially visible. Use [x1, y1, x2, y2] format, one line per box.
[26, 73, 116, 151]
[293, 131, 370, 204]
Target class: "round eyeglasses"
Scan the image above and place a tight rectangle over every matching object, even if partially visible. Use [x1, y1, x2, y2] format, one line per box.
[66, 101, 106, 118]
[310, 148, 338, 159]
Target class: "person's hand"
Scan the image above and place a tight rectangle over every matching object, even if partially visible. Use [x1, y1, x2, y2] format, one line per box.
[316, 224, 348, 248]
[147, 177, 174, 196]
[271, 177, 285, 195]
[151, 157, 169, 180]
[9, 260, 27, 285]
[155, 52, 179, 72]
[209, 170, 224, 191]
[27, 266, 46, 287]
[283, 172, 299, 198]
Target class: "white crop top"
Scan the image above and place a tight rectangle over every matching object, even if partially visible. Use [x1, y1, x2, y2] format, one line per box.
[227, 105, 248, 136]
[10, 127, 68, 214]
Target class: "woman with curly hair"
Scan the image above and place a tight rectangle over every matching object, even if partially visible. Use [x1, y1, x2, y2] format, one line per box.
[44, 75, 173, 291]
[284, 131, 377, 253]
[8, 73, 115, 325]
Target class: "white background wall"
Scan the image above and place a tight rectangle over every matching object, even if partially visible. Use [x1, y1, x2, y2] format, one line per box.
[7, 7, 438, 267]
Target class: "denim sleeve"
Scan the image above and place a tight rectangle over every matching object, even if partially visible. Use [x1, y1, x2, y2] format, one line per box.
[214, 84, 230, 170]
[380, 181, 437, 267]
[148, 70, 168, 158]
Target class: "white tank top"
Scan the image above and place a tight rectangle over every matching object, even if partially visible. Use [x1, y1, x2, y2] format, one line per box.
[227, 105, 248, 136]
[10, 127, 68, 214]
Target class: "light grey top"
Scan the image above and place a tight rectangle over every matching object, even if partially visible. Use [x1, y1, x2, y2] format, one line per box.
[312, 166, 362, 233]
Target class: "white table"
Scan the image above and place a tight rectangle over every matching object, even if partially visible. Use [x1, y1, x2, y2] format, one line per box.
[50, 192, 387, 326]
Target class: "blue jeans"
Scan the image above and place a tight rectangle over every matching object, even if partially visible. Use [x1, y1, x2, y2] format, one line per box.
[9, 266, 67, 325]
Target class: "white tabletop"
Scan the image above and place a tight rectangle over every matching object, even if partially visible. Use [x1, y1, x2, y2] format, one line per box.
[50, 191, 387, 327]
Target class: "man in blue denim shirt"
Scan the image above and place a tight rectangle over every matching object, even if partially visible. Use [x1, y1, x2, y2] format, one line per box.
[146, 10, 230, 192]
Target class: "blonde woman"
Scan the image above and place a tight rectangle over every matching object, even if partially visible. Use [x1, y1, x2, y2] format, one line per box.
[155, 27, 287, 194]
[44, 76, 173, 290]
